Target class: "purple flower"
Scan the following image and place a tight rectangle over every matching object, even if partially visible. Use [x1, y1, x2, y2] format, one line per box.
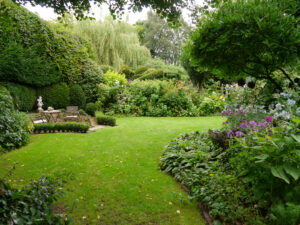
[254, 129, 259, 132]
[221, 110, 226, 116]
[240, 120, 247, 128]
[227, 130, 234, 137]
[235, 131, 244, 137]
[258, 122, 266, 127]
[265, 116, 273, 123]
[249, 121, 256, 127]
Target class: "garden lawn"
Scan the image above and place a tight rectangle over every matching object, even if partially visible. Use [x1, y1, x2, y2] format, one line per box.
[0, 117, 224, 225]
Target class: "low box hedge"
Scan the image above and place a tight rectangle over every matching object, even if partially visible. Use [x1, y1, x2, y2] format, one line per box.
[96, 115, 116, 126]
[33, 122, 90, 133]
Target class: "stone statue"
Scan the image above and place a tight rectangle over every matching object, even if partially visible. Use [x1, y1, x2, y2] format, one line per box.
[37, 96, 44, 112]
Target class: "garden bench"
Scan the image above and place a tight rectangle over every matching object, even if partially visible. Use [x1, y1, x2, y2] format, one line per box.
[64, 106, 80, 121]
[30, 113, 48, 124]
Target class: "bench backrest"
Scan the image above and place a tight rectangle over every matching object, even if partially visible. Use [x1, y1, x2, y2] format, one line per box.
[66, 106, 78, 113]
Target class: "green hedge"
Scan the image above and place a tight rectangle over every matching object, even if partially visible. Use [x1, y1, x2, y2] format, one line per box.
[38, 83, 70, 109]
[33, 122, 89, 133]
[96, 115, 116, 126]
[69, 84, 86, 109]
[85, 103, 97, 116]
[2, 82, 36, 111]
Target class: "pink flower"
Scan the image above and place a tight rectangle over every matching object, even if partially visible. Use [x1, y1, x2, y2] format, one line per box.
[240, 120, 247, 128]
[249, 121, 256, 127]
[235, 131, 244, 137]
[265, 116, 273, 123]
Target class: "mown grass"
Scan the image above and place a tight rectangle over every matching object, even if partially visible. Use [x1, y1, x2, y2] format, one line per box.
[0, 117, 224, 224]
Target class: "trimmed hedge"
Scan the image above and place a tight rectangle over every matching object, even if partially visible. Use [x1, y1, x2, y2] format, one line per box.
[2, 82, 36, 111]
[85, 103, 97, 116]
[96, 115, 116, 126]
[38, 83, 70, 109]
[33, 123, 90, 133]
[69, 84, 86, 109]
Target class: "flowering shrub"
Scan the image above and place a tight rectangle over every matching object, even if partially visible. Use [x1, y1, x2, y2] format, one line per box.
[0, 175, 72, 224]
[161, 82, 300, 224]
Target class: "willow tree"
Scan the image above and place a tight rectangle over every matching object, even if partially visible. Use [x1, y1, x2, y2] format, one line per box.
[74, 17, 151, 70]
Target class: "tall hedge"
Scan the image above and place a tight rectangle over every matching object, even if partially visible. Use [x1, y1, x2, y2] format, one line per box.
[2, 82, 36, 111]
[0, 0, 94, 87]
[38, 83, 70, 109]
[69, 84, 86, 109]
[79, 59, 104, 103]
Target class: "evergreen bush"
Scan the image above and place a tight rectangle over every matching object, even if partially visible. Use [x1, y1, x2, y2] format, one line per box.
[69, 84, 86, 109]
[96, 115, 116, 126]
[85, 103, 97, 116]
[2, 82, 36, 111]
[38, 83, 70, 109]
[119, 65, 134, 79]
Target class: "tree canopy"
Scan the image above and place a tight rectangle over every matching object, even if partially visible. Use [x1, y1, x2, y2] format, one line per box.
[73, 17, 151, 70]
[13, 0, 190, 22]
[137, 11, 191, 65]
[185, 0, 300, 89]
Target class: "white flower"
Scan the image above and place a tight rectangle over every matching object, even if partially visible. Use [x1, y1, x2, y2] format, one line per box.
[287, 99, 296, 106]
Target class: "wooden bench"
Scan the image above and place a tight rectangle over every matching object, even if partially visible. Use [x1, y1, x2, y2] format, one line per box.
[64, 106, 80, 121]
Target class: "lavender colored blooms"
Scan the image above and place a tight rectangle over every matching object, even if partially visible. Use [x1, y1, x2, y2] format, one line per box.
[235, 131, 244, 137]
[249, 121, 256, 127]
[227, 130, 234, 137]
[240, 120, 247, 128]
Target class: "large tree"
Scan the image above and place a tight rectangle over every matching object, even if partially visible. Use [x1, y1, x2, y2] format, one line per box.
[73, 17, 151, 70]
[13, 0, 191, 22]
[186, 0, 300, 90]
[137, 10, 191, 65]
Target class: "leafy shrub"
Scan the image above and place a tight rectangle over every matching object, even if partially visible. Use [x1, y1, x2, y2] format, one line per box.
[33, 123, 90, 133]
[119, 65, 134, 79]
[2, 82, 36, 111]
[79, 59, 104, 103]
[78, 109, 88, 116]
[69, 84, 86, 109]
[0, 86, 29, 151]
[103, 80, 201, 117]
[96, 115, 116, 126]
[85, 103, 97, 116]
[38, 83, 70, 109]
[99, 65, 114, 74]
[103, 70, 127, 86]
[0, 175, 70, 224]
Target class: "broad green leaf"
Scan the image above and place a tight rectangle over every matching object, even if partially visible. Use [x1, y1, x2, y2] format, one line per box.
[271, 166, 290, 184]
[283, 164, 300, 181]
[254, 154, 268, 163]
[291, 134, 300, 143]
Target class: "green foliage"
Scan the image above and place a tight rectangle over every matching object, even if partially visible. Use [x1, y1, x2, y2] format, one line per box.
[104, 80, 203, 117]
[2, 82, 36, 111]
[69, 84, 86, 109]
[79, 59, 103, 103]
[187, 0, 300, 89]
[74, 18, 151, 70]
[0, 86, 29, 151]
[119, 65, 134, 79]
[12, 0, 186, 23]
[33, 122, 90, 133]
[133, 59, 188, 81]
[96, 115, 116, 126]
[0, 0, 94, 87]
[85, 103, 97, 116]
[138, 10, 191, 65]
[78, 109, 87, 116]
[99, 65, 114, 74]
[103, 70, 127, 86]
[0, 175, 71, 224]
[38, 83, 70, 109]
